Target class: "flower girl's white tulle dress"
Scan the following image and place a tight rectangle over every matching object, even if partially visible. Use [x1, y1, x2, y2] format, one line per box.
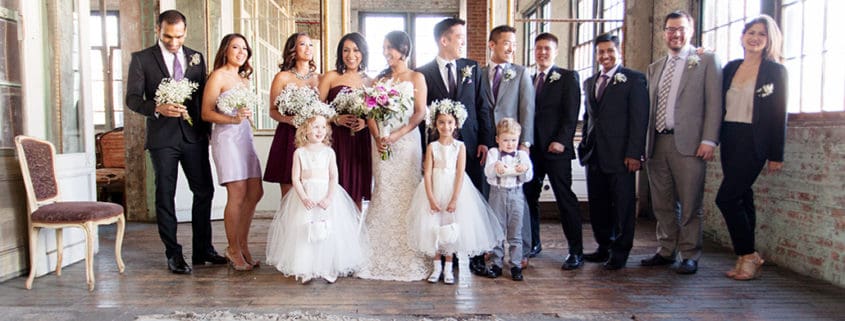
[265, 146, 369, 282]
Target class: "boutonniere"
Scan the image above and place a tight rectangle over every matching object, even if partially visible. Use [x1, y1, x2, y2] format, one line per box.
[549, 71, 561, 83]
[503, 68, 516, 81]
[461, 65, 474, 83]
[687, 55, 701, 69]
[613, 73, 627, 84]
[189, 53, 201, 67]
[756, 83, 774, 98]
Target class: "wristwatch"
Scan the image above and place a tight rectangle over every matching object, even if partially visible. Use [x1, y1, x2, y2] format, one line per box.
[521, 142, 532, 148]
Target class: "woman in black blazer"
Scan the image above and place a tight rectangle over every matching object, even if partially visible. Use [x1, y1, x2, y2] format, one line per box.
[716, 15, 787, 281]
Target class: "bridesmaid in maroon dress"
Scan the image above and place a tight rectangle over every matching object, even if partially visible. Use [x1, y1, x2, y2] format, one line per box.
[265, 32, 319, 197]
[318, 32, 372, 209]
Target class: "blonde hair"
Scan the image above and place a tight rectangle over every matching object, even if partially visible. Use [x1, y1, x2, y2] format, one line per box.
[496, 117, 522, 137]
[294, 115, 333, 147]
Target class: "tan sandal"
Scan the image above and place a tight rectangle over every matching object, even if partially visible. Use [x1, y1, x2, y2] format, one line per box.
[733, 252, 764, 281]
[725, 256, 742, 278]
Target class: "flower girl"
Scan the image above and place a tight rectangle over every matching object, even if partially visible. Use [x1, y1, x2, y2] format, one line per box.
[265, 108, 369, 284]
[407, 100, 503, 284]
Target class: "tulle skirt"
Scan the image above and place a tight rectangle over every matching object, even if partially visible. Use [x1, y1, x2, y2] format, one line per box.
[265, 179, 370, 282]
[407, 170, 504, 257]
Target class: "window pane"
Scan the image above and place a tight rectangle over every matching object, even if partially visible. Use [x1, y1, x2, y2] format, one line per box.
[782, 4, 801, 59]
[414, 16, 448, 67]
[89, 13, 102, 47]
[785, 58, 802, 113]
[728, 21, 743, 62]
[729, 0, 744, 21]
[822, 52, 844, 111]
[89, 50, 103, 81]
[828, 0, 842, 51]
[745, 0, 759, 17]
[801, 54, 822, 112]
[803, 0, 824, 54]
[106, 15, 119, 47]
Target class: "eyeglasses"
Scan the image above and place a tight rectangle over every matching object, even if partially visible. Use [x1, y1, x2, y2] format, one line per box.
[664, 27, 687, 34]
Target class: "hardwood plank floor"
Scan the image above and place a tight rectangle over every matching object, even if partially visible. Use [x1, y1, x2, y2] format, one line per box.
[1, 212, 842, 321]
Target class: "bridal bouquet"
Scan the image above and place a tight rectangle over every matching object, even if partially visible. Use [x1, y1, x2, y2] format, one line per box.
[154, 78, 199, 126]
[274, 84, 322, 120]
[364, 79, 414, 160]
[330, 87, 369, 136]
[216, 86, 261, 128]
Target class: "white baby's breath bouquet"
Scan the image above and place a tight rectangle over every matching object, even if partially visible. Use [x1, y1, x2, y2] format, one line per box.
[427, 99, 468, 129]
[331, 87, 369, 136]
[274, 84, 322, 122]
[217, 86, 261, 128]
[155, 78, 199, 126]
[364, 79, 414, 160]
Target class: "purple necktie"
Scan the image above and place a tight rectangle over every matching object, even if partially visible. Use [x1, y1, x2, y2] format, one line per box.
[492, 65, 503, 101]
[535, 72, 545, 95]
[446, 62, 457, 98]
[596, 75, 609, 101]
[173, 53, 184, 80]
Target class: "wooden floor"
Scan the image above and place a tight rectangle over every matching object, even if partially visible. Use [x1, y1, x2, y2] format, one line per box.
[1, 212, 843, 321]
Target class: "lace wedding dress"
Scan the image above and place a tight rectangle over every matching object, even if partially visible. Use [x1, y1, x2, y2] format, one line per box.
[356, 81, 429, 281]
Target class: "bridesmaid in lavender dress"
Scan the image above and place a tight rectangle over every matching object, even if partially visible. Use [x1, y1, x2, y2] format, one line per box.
[265, 32, 320, 198]
[201, 34, 263, 270]
[319, 32, 372, 209]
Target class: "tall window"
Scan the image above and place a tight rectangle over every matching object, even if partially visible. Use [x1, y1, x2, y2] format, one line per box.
[523, 0, 551, 67]
[572, 0, 624, 103]
[0, 2, 22, 153]
[701, 0, 760, 65]
[782, 0, 844, 113]
[90, 11, 122, 130]
[360, 12, 454, 77]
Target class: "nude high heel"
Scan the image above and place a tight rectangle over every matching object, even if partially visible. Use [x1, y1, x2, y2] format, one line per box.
[725, 256, 742, 278]
[733, 252, 764, 281]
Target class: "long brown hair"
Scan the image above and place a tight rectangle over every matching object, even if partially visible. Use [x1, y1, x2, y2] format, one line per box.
[212, 33, 254, 78]
[280, 32, 317, 72]
[743, 15, 784, 63]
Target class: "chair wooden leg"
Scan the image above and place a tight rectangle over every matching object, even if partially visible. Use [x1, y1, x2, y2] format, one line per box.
[55, 228, 63, 276]
[84, 223, 95, 291]
[115, 215, 126, 273]
[26, 227, 38, 290]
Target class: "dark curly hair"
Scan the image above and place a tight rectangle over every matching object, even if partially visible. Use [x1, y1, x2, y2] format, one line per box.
[280, 32, 317, 72]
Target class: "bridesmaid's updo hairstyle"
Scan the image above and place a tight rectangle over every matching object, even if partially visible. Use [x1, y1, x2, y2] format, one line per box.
[212, 33, 254, 79]
[378, 30, 412, 79]
[280, 32, 317, 72]
[335, 32, 369, 74]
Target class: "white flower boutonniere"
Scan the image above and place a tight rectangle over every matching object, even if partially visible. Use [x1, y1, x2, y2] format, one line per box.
[189, 53, 201, 66]
[613, 73, 627, 85]
[687, 55, 701, 69]
[461, 65, 475, 83]
[549, 71, 562, 83]
[503, 68, 516, 81]
[756, 83, 774, 98]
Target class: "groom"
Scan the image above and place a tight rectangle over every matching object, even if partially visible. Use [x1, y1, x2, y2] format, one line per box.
[125, 9, 225, 274]
[417, 17, 493, 275]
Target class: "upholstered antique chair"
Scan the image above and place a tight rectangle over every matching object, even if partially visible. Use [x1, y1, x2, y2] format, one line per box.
[14, 135, 126, 291]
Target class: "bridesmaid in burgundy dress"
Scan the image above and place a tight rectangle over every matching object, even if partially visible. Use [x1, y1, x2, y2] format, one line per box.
[318, 32, 372, 209]
[265, 32, 319, 197]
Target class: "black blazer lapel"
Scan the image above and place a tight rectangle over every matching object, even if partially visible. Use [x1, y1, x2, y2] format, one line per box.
[424, 60, 450, 101]
[151, 46, 172, 80]
[454, 59, 465, 99]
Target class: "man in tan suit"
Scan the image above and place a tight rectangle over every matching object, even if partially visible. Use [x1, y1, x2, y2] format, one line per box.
[643, 10, 722, 274]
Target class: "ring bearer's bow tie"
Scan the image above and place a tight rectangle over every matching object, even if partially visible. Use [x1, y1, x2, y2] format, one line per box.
[500, 151, 517, 157]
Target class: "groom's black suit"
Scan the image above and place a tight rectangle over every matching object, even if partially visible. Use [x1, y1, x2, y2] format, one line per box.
[416, 58, 493, 191]
[126, 44, 216, 261]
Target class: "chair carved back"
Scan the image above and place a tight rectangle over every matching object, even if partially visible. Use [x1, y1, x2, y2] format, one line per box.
[15, 136, 60, 209]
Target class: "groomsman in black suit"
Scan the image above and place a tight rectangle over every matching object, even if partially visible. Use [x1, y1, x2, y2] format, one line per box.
[522, 33, 584, 269]
[126, 10, 225, 274]
[578, 34, 649, 270]
[417, 17, 493, 276]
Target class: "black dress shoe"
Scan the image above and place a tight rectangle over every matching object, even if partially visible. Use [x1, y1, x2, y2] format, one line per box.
[167, 256, 192, 274]
[583, 250, 610, 263]
[640, 253, 675, 266]
[510, 266, 523, 281]
[470, 257, 488, 276]
[193, 252, 227, 265]
[561, 254, 584, 270]
[603, 256, 627, 270]
[486, 265, 502, 278]
[528, 244, 542, 258]
[677, 259, 698, 274]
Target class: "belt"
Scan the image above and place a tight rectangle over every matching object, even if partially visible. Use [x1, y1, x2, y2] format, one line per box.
[656, 129, 674, 135]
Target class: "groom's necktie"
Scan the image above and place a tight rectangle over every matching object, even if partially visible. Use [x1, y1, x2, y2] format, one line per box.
[173, 53, 184, 80]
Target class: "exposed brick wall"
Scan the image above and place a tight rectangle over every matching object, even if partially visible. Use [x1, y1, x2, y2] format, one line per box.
[466, 0, 488, 64]
[702, 119, 845, 287]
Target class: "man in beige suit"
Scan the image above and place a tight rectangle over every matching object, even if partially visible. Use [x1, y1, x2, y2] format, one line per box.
[643, 10, 722, 274]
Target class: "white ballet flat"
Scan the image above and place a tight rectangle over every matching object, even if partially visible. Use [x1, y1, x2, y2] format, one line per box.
[443, 270, 455, 284]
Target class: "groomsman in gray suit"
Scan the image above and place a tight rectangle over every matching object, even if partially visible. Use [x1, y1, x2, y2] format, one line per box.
[480, 25, 535, 265]
[643, 10, 723, 274]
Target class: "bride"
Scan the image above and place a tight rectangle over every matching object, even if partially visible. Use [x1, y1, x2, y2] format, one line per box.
[357, 31, 429, 281]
